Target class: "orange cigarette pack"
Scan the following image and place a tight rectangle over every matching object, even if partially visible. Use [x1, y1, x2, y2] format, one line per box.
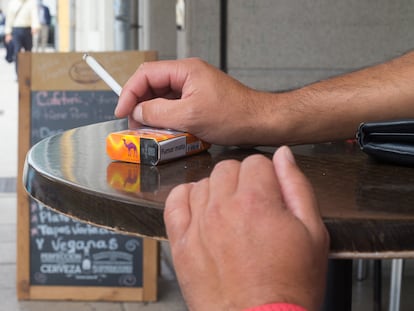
[106, 127, 210, 165]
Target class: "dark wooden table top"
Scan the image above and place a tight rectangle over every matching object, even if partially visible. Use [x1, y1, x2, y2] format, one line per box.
[24, 119, 414, 259]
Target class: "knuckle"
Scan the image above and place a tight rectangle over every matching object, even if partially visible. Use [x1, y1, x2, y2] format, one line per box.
[213, 159, 240, 171]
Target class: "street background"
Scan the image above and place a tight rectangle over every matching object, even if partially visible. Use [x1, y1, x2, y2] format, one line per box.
[0, 46, 187, 310]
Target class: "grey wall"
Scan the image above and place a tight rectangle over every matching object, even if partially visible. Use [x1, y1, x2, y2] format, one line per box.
[177, 0, 221, 65]
[181, 0, 414, 92]
[139, 0, 177, 60]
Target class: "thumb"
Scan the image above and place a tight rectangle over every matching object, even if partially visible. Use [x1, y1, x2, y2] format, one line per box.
[273, 146, 324, 236]
[164, 183, 192, 244]
[132, 98, 187, 131]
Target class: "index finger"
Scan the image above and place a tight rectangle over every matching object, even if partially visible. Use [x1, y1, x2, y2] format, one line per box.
[115, 60, 189, 118]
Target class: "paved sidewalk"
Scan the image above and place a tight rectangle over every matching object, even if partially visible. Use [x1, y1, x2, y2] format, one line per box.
[0, 48, 18, 178]
[0, 48, 187, 310]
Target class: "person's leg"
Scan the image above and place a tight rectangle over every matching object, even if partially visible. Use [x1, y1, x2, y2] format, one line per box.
[21, 28, 33, 52]
[33, 30, 39, 52]
[40, 25, 49, 51]
[11, 28, 24, 74]
[12, 28, 32, 75]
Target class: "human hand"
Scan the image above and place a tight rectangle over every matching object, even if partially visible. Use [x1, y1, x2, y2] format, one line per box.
[5, 34, 12, 44]
[116, 58, 280, 146]
[164, 146, 330, 311]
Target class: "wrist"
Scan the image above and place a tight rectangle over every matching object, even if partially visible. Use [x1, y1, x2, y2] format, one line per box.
[247, 90, 298, 146]
[270, 85, 347, 145]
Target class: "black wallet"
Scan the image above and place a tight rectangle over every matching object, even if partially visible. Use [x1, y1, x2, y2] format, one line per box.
[357, 120, 414, 166]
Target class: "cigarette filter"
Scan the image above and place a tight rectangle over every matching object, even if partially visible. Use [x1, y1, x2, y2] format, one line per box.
[106, 127, 210, 165]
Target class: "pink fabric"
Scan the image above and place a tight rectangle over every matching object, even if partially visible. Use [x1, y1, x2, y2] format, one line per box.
[243, 302, 307, 311]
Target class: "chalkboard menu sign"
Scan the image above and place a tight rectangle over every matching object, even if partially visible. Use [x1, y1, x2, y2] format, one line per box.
[30, 90, 118, 145]
[29, 203, 143, 287]
[17, 52, 159, 301]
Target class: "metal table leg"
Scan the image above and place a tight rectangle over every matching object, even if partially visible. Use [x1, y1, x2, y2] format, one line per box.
[388, 259, 404, 311]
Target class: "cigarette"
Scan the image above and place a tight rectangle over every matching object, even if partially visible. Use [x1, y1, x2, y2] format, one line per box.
[83, 53, 122, 96]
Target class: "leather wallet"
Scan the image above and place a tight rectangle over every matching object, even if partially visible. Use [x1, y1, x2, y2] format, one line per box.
[357, 120, 414, 166]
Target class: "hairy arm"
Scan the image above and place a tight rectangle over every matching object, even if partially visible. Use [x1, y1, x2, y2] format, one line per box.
[117, 52, 414, 146]
[272, 51, 414, 144]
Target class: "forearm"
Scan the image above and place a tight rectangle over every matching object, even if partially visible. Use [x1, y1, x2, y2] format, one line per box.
[262, 51, 414, 145]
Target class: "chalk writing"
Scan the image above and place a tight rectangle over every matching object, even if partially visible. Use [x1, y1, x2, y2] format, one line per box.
[30, 199, 143, 286]
[31, 90, 117, 145]
[35, 91, 85, 107]
[38, 210, 71, 223]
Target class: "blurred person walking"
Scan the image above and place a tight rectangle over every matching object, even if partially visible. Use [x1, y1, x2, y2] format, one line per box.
[4, 0, 39, 75]
[33, 0, 50, 52]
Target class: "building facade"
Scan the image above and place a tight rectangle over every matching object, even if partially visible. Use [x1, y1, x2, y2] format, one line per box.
[56, 0, 176, 60]
[3, 0, 414, 91]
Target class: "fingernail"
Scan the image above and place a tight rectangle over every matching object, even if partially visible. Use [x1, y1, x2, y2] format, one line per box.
[282, 146, 296, 164]
[133, 104, 143, 123]
[114, 105, 120, 117]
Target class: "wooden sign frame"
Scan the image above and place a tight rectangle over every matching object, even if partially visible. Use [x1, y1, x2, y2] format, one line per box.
[16, 51, 159, 301]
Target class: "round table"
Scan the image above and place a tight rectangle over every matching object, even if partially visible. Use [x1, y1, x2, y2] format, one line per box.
[24, 119, 414, 259]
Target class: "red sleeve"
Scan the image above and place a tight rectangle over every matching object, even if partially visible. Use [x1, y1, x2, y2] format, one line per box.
[243, 303, 308, 311]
